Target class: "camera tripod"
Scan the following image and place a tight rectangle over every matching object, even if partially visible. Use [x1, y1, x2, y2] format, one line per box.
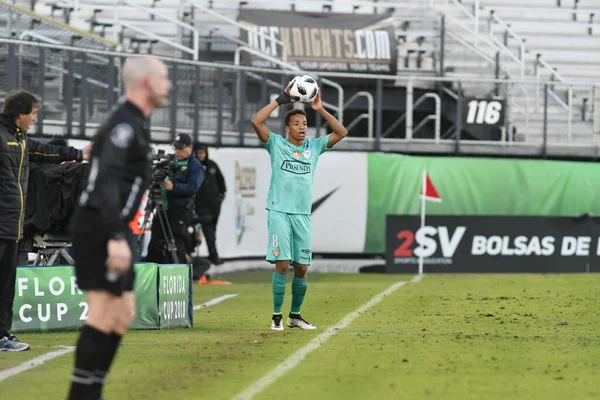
[138, 195, 179, 264]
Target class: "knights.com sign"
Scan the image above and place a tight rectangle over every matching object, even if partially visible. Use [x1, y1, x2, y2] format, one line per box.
[386, 215, 600, 273]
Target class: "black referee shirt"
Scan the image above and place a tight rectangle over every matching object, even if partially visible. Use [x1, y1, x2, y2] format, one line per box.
[77, 100, 152, 239]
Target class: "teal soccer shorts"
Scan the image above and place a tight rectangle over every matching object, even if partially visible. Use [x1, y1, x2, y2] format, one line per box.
[266, 210, 312, 265]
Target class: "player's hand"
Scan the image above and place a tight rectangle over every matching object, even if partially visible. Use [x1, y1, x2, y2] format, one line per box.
[311, 89, 323, 111]
[106, 239, 132, 275]
[82, 144, 92, 161]
[275, 80, 297, 105]
[163, 179, 173, 191]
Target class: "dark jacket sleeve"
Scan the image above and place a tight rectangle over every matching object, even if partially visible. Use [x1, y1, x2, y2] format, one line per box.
[93, 127, 132, 239]
[213, 161, 227, 195]
[27, 138, 80, 163]
[171, 158, 204, 198]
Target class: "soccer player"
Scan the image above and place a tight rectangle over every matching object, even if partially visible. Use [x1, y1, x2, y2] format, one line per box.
[251, 82, 348, 331]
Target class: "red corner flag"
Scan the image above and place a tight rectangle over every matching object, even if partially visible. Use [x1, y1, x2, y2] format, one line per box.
[419, 171, 442, 203]
[417, 170, 441, 275]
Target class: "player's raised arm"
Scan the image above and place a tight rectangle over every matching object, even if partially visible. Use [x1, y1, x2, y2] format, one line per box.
[251, 81, 296, 143]
[311, 90, 348, 148]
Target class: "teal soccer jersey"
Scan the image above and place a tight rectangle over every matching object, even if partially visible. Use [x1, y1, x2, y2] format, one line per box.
[262, 131, 331, 215]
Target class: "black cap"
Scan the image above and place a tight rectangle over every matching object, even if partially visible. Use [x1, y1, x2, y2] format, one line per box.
[193, 142, 208, 152]
[172, 133, 192, 149]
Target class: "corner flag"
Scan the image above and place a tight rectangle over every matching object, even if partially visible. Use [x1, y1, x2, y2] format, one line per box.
[420, 171, 441, 203]
[418, 170, 441, 275]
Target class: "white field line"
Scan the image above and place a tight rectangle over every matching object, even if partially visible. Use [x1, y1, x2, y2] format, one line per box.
[232, 275, 424, 400]
[193, 294, 238, 310]
[1, 293, 239, 382]
[0, 346, 75, 382]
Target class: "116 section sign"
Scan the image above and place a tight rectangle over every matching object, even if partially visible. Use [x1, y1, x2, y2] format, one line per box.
[386, 215, 600, 273]
[462, 97, 506, 140]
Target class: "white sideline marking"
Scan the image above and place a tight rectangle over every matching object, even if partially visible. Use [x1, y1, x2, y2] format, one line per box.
[193, 294, 238, 311]
[233, 275, 424, 400]
[412, 274, 425, 283]
[0, 294, 239, 382]
[0, 346, 75, 383]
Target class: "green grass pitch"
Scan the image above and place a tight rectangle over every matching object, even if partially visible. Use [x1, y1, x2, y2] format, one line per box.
[1, 272, 599, 399]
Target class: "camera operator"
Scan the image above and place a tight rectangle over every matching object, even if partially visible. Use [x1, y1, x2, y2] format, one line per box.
[146, 133, 204, 264]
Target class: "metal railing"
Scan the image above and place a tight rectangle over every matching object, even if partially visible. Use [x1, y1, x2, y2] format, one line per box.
[0, 0, 119, 49]
[0, 38, 598, 159]
[61, 0, 200, 59]
[479, 5, 600, 24]
[438, 4, 525, 79]
[186, 0, 418, 12]
[184, 0, 287, 62]
[448, 0, 480, 35]
[439, 1, 581, 146]
[323, 91, 374, 140]
[233, 46, 344, 122]
[487, 11, 525, 78]
[116, 0, 200, 61]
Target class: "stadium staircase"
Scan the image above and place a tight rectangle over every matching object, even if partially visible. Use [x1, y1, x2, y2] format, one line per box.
[2, 0, 599, 147]
[0, 0, 121, 133]
[439, 0, 599, 145]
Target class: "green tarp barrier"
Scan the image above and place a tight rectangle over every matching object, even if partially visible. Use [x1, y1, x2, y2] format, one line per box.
[12, 263, 193, 332]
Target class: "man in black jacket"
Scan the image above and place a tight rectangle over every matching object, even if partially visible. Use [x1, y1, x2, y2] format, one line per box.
[193, 142, 226, 265]
[0, 90, 90, 352]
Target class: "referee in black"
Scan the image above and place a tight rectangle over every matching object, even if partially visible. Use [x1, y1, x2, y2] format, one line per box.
[67, 55, 171, 400]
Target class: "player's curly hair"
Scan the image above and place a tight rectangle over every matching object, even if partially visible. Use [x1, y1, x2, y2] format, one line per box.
[1, 90, 41, 121]
[284, 108, 306, 126]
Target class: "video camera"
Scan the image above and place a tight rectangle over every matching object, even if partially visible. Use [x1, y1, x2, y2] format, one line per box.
[141, 149, 180, 264]
[149, 149, 177, 202]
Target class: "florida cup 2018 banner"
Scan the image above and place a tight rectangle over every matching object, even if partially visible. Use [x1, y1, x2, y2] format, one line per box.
[386, 215, 600, 273]
[238, 9, 397, 74]
[12, 264, 193, 332]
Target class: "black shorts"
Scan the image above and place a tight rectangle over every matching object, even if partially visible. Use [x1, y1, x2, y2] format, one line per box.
[70, 207, 136, 296]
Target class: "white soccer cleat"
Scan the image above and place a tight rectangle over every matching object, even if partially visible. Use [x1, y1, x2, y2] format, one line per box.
[271, 314, 284, 331]
[287, 314, 316, 330]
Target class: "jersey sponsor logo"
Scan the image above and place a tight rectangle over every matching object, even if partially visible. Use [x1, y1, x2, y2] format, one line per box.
[281, 160, 311, 175]
[110, 123, 134, 148]
[301, 249, 311, 254]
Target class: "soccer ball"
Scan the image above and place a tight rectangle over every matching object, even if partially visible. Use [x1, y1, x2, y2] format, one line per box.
[289, 75, 319, 103]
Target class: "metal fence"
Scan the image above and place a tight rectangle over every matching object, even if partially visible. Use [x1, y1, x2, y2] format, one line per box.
[0, 38, 599, 159]
[0, 0, 118, 50]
